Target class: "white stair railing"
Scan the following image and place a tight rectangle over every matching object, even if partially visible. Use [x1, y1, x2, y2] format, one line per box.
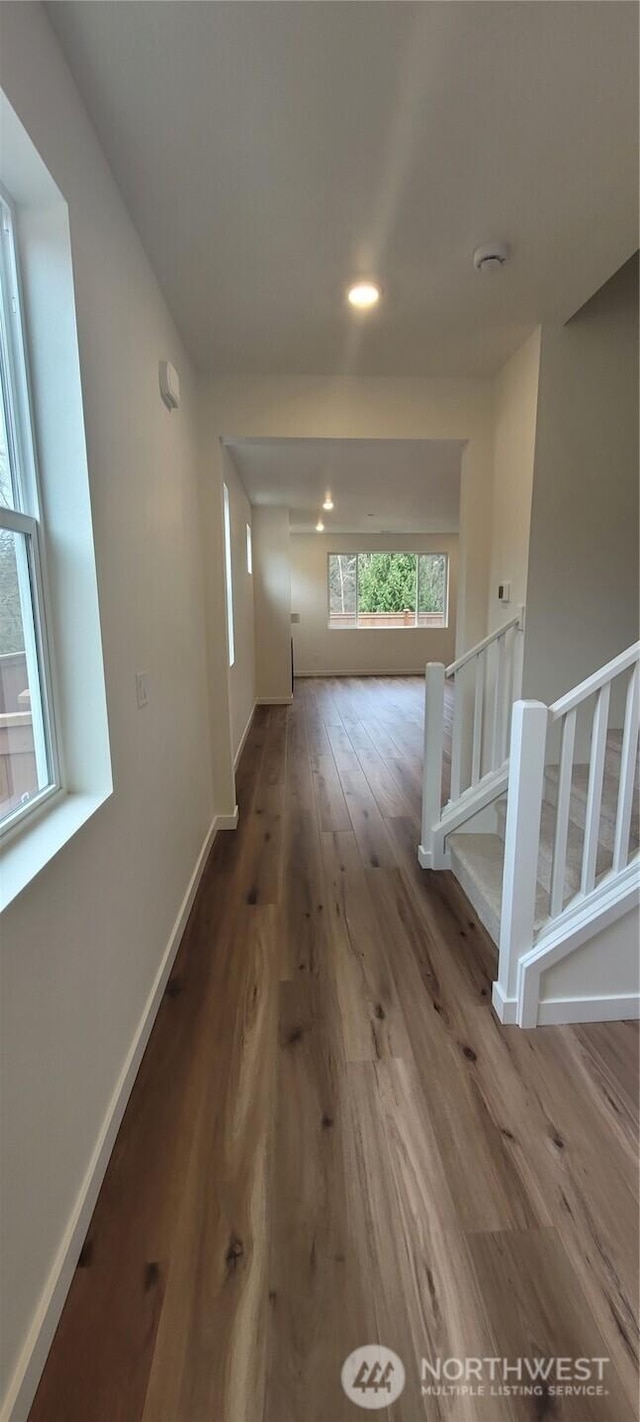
[497, 641, 640, 1021]
[419, 610, 524, 868]
[447, 610, 523, 800]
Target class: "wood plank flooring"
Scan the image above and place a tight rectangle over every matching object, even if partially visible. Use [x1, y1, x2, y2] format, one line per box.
[29, 677, 639, 1421]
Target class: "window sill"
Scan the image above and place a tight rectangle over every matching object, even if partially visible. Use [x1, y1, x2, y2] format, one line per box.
[0, 788, 111, 912]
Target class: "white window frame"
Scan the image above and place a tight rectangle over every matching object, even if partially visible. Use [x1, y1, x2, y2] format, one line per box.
[246, 521, 252, 575]
[327, 550, 449, 630]
[0, 186, 61, 842]
[222, 482, 235, 667]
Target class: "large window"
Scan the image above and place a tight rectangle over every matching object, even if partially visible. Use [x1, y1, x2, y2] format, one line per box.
[0, 191, 59, 836]
[222, 482, 235, 666]
[328, 552, 448, 629]
[246, 521, 252, 575]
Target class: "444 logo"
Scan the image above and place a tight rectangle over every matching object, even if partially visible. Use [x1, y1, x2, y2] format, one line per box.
[341, 1346, 406, 1409]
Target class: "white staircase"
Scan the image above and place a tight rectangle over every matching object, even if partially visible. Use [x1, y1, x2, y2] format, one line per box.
[420, 632, 640, 1028]
[419, 612, 523, 870]
[448, 733, 639, 946]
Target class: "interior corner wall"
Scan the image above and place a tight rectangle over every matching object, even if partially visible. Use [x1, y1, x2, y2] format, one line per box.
[222, 450, 256, 756]
[488, 328, 541, 633]
[522, 256, 639, 708]
[0, 7, 222, 1415]
[290, 531, 458, 675]
[253, 506, 292, 702]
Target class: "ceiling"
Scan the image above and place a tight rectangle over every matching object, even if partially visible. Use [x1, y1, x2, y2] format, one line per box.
[226, 438, 463, 535]
[48, 2, 638, 378]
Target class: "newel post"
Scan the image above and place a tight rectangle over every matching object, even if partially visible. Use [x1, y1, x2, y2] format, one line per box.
[420, 662, 445, 864]
[497, 700, 548, 1005]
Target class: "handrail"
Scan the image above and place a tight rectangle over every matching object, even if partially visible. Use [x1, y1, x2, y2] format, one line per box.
[446, 611, 523, 677]
[420, 610, 524, 865]
[549, 640, 640, 720]
[498, 640, 640, 1025]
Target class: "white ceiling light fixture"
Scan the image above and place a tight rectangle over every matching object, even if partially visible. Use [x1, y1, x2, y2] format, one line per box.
[473, 242, 509, 273]
[322, 495, 334, 510]
[315, 519, 325, 532]
[347, 281, 381, 309]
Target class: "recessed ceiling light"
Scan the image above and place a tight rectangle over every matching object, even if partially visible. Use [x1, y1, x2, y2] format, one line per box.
[315, 520, 325, 532]
[347, 281, 380, 309]
[322, 496, 334, 511]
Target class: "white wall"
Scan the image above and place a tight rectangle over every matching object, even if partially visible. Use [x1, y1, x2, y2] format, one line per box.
[253, 506, 292, 702]
[291, 532, 458, 675]
[540, 904, 640, 1007]
[0, 7, 227, 1415]
[203, 376, 495, 659]
[487, 329, 541, 633]
[223, 449, 255, 757]
[523, 257, 639, 706]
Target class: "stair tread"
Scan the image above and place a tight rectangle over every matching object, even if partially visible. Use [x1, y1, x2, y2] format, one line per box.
[605, 727, 639, 765]
[496, 795, 619, 902]
[448, 831, 550, 944]
[544, 763, 639, 851]
[546, 760, 639, 808]
[448, 820, 622, 946]
[446, 729, 639, 949]
[449, 832, 505, 913]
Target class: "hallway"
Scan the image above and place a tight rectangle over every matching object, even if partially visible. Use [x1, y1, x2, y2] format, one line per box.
[30, 678, 638, 1420]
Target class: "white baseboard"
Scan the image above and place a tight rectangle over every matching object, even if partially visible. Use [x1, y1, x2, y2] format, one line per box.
[536, 994, 640, 1026]
[256, 695, 293, 704]
[491, 980, 639, 1029]
[294, 669, 425, 678]
[233, 704, 257, 770]
[1, 811, 229, 1422]
[417, 844, 451, 871]
[491, 982, 518, 1024]
[216, 806, 239, 830]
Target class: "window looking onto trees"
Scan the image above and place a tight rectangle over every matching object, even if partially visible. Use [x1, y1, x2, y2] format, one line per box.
[328, 552, 448, 629]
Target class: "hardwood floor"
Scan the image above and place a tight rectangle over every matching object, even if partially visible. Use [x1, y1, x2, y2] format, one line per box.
[29, 677, 639, 1421]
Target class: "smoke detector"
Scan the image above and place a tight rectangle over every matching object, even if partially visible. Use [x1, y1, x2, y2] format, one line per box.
[473, 242, 508, 273]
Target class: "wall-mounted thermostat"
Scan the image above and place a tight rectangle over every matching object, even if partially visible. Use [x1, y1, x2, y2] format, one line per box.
[159, 360, 180, 410]
[498, 581, 511, 604]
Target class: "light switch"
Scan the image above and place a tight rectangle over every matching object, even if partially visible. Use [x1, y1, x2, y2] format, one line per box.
[135, 672, 149, 709]
[159, 360, 180, 410]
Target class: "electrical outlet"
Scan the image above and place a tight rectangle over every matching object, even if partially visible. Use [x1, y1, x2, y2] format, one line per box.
[135, 672, 148, 709]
